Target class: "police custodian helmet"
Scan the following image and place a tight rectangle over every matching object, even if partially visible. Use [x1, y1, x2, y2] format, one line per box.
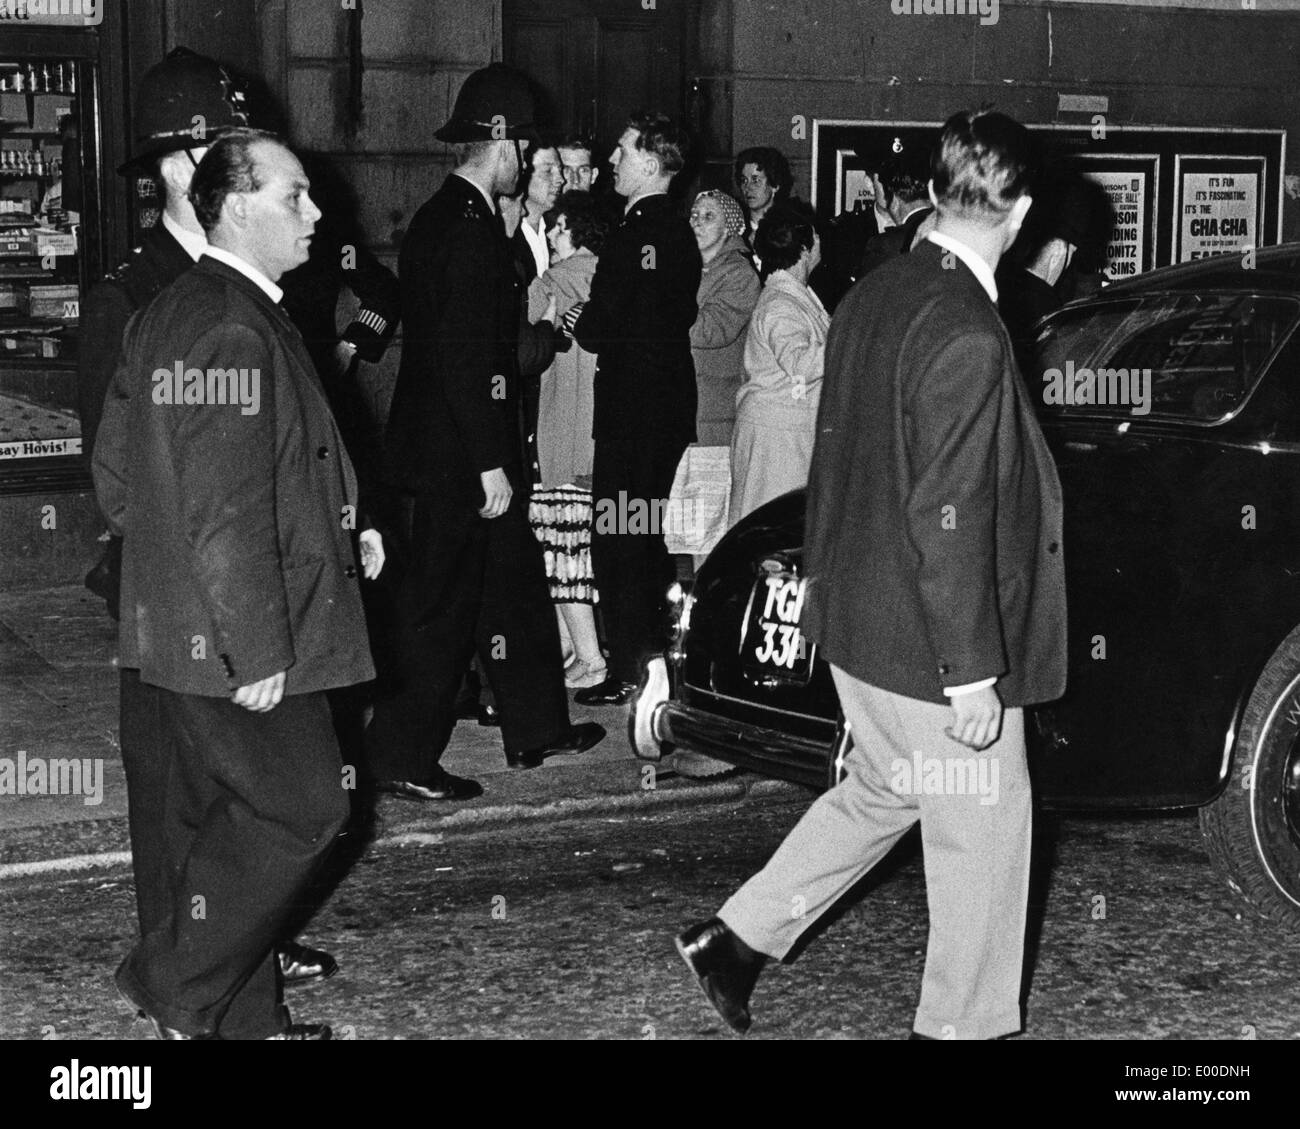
[118, 47, 251, 174]
[434, 63, 540, 144]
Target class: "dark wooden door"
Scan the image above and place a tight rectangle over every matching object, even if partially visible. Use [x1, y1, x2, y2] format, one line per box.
[503, 0, 695, 152]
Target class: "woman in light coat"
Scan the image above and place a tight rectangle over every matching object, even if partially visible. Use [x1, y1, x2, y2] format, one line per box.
[729, 205, 829, 525]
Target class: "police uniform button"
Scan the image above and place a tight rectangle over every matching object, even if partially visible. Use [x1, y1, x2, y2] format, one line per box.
[345, 565, 358, 579]
[317, 446, 330, 460]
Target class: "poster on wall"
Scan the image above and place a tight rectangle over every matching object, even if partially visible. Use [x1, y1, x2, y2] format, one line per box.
[837, 154, 875, 218]
[1176, 156, 1265, 263]
[811, 121, 1285, 275]
[1077, 157, 1158, 278]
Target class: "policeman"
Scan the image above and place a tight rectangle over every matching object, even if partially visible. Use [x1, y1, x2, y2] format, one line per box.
[80, 48, 344, 1018]
[83, 53, 400, 612]
[280, 154, 401, 507]
[367, 63, 604, 800]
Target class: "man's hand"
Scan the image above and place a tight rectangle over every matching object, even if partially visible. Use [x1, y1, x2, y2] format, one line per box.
[330, 339, 359, 379]
[233, 670, 286, 714]
[946, 685, 1002, 751]
[359, 528, 385, 580]
[479, 467, 512, 519]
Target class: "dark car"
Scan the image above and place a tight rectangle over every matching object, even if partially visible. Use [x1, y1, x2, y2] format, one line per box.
[632, 244, 1300, 929]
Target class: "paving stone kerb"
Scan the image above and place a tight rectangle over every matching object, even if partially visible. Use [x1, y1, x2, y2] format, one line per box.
[0, 585, 806, 874]
[0, 766, 801, 878]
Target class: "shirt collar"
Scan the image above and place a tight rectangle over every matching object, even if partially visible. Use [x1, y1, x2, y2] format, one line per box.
[926, 231, 997, 303]
[162, 211, 208, 263]
[201, 245, 284, 304]
[625, 190, 667, 216]
[452, 171, 498, 216]
[521, 216, 550, 276]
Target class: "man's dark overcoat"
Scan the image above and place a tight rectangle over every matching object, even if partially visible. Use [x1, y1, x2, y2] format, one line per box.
[802, 239, 1067, 708]
[573, 193, 701, 447]
[94, 256, 375, 698]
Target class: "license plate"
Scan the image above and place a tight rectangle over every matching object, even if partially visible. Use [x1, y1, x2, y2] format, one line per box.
[740, 566, 815, 687]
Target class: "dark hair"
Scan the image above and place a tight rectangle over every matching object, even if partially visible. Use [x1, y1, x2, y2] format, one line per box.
[877, 149, 931, 208]
[550, 190, 609, 255]
[754, 204, 816, 279]
[734, 147, 794, 199]
[931, 109, 1035, 222]
[189, 127, 285, 234]
[505, 141, 560, 201]
[627, 111, 691, 176]
[559, 133, 595, 156]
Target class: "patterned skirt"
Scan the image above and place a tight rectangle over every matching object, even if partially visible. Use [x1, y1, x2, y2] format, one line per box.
[528, 484, 599, 606]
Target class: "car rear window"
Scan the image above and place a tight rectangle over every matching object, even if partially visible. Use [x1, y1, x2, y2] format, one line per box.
[1030, 293, 1300, 424]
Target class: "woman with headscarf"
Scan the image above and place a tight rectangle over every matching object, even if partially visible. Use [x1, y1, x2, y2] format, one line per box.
[729, 204, 829, 525]
[688, 189, 762, 446]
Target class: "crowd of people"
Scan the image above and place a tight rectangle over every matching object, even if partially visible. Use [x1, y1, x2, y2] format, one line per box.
[78, 46, 1098, 1039]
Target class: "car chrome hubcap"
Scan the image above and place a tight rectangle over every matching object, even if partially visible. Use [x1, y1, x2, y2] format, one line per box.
[1284, 734, 1300, 848]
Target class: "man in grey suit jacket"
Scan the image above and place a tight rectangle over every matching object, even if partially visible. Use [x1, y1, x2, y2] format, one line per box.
[676, 110, 1067, 1040]
[94, 129, 382, 1040]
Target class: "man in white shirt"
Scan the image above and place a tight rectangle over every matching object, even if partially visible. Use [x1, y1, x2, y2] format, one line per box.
[81, 52, 349, 1028]
[677, 110, 1068, 1041]
[95, 130, 382, 1040]
[505, 144, 565, 280]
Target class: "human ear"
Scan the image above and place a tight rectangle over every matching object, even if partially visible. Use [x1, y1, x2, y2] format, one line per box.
[224, 190, 250, 229]
[1008, 193, 1033, 233]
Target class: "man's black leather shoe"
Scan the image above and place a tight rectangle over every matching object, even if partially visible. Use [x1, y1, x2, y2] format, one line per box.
[375, 771, 484, 801]
[278, 940, 338, 985]
[120, 988, 216, 1041]
[573, 677, 636, 706]
[506, 721, 607, 768]
[675, 918, 768, 1034]
[266, 1024, 332, 1040]
[137, 1012, 216, 1040]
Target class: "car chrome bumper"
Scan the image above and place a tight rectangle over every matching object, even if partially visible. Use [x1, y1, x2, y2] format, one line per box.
[637, 693, 835, 792]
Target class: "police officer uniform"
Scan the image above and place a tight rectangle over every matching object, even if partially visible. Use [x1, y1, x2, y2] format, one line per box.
[365, 65, 602, 797]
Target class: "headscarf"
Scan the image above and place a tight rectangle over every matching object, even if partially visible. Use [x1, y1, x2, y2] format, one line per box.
[693, 189, 746, 240]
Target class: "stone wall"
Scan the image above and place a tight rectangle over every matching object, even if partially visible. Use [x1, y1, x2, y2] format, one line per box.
[257, 0, 502, 422]
[696, 0, 1300, 237]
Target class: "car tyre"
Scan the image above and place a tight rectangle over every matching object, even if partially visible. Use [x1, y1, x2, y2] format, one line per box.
[1200, 624, 1300, 931]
